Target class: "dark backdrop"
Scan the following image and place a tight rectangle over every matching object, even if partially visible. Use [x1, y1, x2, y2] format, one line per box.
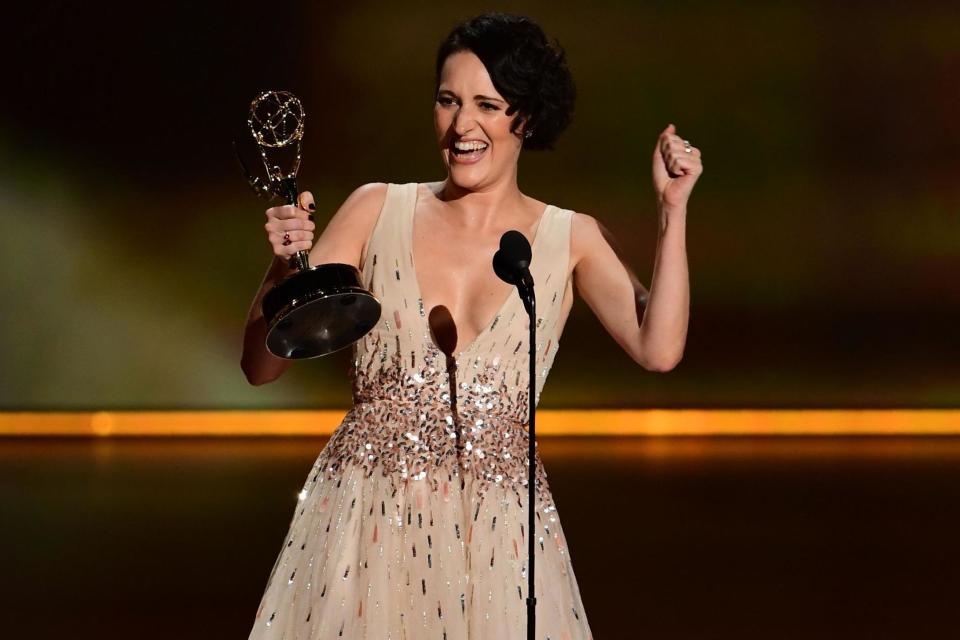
[3, 1, 958, 409]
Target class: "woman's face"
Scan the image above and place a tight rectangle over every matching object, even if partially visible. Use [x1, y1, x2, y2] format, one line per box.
[434, 50, 526, 191]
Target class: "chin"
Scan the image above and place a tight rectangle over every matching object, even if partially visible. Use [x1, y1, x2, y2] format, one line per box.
[448, 173, 491, 192]
[446, 164, 487, 189]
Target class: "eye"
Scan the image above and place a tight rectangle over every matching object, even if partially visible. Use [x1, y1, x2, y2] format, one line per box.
[480, 102, 499, 111]
[436, 96, 456, 106]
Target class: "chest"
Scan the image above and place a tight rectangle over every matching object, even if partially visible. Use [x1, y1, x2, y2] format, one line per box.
[411, 206, 541, 349]
[418, 228, 510, 313]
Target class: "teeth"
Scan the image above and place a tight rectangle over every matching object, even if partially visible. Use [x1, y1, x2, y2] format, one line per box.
[454, 141, 488, 152]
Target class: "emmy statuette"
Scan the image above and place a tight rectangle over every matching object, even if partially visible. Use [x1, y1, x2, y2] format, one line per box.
[236, 90, 381, 359]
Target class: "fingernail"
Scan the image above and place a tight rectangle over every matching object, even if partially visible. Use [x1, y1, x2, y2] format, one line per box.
[308, 214, 315, 222]
[308, 202, 316, 211]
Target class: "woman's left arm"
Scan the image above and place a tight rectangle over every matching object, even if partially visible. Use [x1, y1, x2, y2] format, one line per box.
[571, 123, 702, 371]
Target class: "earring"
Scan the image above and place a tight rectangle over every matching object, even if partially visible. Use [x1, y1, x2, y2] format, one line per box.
[524, 129, 533, 139]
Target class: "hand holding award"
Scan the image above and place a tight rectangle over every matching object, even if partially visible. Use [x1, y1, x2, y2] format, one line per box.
[236, 90, 381, 359]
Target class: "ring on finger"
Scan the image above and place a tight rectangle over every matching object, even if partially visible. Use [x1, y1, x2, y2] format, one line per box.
[683, 139, 692, 153]
[282, 232, 292, 246]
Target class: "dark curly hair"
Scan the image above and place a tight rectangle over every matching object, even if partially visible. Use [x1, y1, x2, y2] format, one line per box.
[434, 12, 576, 151]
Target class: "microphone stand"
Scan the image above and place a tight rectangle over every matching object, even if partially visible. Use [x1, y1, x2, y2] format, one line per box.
[519, 277, 537, 640]
[492, 230, 538, 639]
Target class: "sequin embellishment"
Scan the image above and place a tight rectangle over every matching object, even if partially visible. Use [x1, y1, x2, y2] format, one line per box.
[246, 184, 589, 640]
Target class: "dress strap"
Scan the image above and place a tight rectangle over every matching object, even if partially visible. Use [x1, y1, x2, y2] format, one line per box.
[360, 182, 417, 293]
[528, 205, 573, 358]
[529, 205, 573, 297]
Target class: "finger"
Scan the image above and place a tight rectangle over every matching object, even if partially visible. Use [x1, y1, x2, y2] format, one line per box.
[267, 223, 313, 245]
[674, 148, 703, 165]
[268, 204, 303, 221]
[659, 133, 673, 155]
[658, 123, 676, 151]
[669, 156, 702, 176]
[668, 155, 694, 174]
[276, 217, 316, 232]
[273, 229, 314, 243]
[669, 141, 702, 162]
[662, 138, 690, 158]
[671, 143, 702, 158]
[266, 214, 317, 231]
[298, 190, 316, 217]
[271, 235, 313, 257]
[275, 236, 309, 255]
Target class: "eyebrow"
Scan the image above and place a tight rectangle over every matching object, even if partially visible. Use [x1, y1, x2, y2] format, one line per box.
[437, 89, 505, 103]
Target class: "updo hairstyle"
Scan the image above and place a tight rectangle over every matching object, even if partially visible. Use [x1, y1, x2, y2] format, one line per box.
[435, 12, 576, 151]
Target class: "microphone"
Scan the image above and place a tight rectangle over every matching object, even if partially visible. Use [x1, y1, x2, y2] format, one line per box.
[493, 230, 534, 312]
[492, 228, 539, 640]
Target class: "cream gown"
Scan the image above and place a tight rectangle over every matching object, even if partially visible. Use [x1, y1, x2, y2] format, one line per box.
[248, 182, 593, 639]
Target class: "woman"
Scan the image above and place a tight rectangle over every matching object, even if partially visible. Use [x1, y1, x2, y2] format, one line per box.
[241, 12, 699, 639]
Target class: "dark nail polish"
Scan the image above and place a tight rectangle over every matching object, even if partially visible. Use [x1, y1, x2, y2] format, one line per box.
[308, 214, 315, 222]
[308, 203, 316, 211]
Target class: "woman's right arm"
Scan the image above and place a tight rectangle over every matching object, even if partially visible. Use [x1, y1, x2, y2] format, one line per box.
[241, 183, 389, 385]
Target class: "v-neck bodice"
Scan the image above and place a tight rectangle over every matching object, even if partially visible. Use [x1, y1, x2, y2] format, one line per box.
[352, 182, 573, 419]
[408, 187, 553, 359]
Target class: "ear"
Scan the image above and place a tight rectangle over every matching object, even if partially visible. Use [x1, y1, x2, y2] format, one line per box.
[519, 115, 532, 134]
[512, 114, 533, 141]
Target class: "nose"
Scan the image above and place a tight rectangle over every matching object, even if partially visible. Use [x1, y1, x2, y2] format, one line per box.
[451, 102, 478, 136]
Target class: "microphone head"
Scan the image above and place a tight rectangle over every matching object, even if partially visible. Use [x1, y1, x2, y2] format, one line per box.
[492, 249, 521, 285]
[499, 230, 531, 270]
[492, 230, 532, 286]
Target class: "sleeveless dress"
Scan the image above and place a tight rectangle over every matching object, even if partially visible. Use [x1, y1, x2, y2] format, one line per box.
[248, 182, 593, 640]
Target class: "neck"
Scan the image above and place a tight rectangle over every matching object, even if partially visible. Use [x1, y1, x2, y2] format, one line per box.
[437, 173, 526, 228]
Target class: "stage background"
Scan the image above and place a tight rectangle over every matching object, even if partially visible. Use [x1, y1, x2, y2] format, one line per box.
[3, 1, 958, 410]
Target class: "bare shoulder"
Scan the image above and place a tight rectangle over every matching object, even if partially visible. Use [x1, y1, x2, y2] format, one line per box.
[309, 182, 390, 267]
[569, 211, 604, 268]
[339, 182, 389, 220]
[325, 181, 389, 233]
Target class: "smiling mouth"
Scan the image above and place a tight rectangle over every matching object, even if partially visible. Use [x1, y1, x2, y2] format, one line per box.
[450, 141, 489, 161]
